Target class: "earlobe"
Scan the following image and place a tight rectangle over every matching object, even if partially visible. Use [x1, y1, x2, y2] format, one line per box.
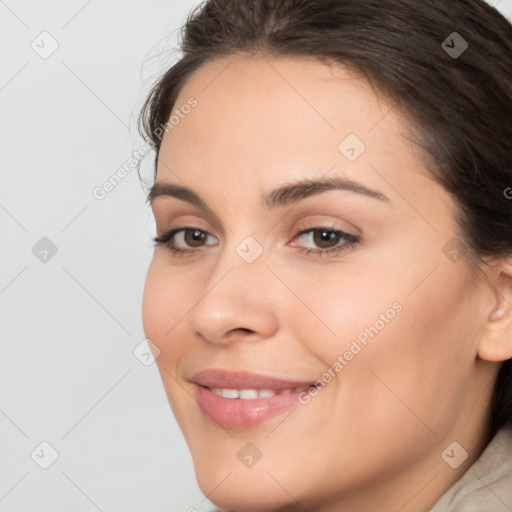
[477, 259, 512, 362]
[488, 307, 508, 322]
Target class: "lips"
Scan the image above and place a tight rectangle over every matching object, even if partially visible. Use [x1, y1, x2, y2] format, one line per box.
[191, 369, 316, 429]
[191, 369, 315, 390]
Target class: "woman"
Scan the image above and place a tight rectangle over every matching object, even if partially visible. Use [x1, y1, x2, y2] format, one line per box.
[139, 0, 512, 510]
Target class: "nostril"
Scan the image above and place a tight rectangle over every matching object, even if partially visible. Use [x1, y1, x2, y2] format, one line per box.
[235, 328, 254, 334]
[225, 327, 256, 337]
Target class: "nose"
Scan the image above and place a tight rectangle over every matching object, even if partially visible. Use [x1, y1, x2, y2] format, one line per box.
[189, 254, 279, 346]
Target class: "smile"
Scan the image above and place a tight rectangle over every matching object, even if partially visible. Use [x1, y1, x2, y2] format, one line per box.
[209, 386, 310, 399]
[191, 369, 317, 429]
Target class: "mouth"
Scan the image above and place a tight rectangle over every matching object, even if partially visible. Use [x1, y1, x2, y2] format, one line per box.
[207, 386, 311, 399]
[191, 369, 317, 429]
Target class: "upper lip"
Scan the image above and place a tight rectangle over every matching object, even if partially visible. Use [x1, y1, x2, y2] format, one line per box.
[191, 369, 315, 390]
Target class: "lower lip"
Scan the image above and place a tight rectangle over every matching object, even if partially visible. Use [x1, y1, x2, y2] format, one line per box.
[194, 385, 301, 429]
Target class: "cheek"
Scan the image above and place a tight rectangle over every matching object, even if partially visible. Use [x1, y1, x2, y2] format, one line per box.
[141, 261, 168, 345]
[287, 253, 477, 431]
[142, 257, 194, 353]
[281, 262, 402, 361]
[142, 258, 198, 415]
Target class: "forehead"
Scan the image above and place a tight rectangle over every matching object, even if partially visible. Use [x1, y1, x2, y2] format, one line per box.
[156, 55, 423, 202]
[165, 55, 401, 144]
[171, 54, 394, 142]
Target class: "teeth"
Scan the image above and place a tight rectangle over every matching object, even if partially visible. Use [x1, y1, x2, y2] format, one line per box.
[210, 387, 295, 399]
[221, 388, 239, 399]
[239, 389, 258, 399]
[258, 389, 277, 398]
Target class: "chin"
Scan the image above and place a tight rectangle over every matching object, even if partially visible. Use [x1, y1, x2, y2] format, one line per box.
[194, 462, 300, 512]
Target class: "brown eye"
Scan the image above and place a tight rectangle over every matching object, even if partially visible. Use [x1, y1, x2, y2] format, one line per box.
[313, 230, 342, 249]
[291, 227, 359, 256]
[153, 227, 218, 253]
[184, 229, 209, 247]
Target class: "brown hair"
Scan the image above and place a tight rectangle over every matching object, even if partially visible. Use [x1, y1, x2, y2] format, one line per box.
[138, 0, 512, 439]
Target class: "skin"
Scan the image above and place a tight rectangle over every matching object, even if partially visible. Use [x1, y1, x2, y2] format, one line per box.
[142, 55, 512, 512]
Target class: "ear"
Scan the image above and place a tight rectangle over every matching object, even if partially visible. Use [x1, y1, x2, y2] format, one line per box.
[477, 257, 512, 362]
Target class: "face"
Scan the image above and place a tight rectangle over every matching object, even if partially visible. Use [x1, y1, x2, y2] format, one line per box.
[142, 55, 497, 511]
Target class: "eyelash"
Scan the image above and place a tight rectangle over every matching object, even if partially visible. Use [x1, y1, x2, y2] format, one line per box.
[153, 225, 360, 258]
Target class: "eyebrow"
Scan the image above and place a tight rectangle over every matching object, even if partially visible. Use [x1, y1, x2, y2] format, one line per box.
[147, 176, 389, 208]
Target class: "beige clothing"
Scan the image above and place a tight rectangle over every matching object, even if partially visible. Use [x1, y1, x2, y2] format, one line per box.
[430, 426, 512, 511]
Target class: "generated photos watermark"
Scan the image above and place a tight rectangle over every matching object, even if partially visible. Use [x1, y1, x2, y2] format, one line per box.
[92, 97, 198, 200]
[299, 300, 403, 405]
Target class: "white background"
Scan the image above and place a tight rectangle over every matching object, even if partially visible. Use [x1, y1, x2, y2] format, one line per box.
[1, 1, 511, 511]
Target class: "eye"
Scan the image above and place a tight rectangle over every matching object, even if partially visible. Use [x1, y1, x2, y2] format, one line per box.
[153, 227, 218, 255]
[153, 226, 358, 258]
[291, 227, 359, 256]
